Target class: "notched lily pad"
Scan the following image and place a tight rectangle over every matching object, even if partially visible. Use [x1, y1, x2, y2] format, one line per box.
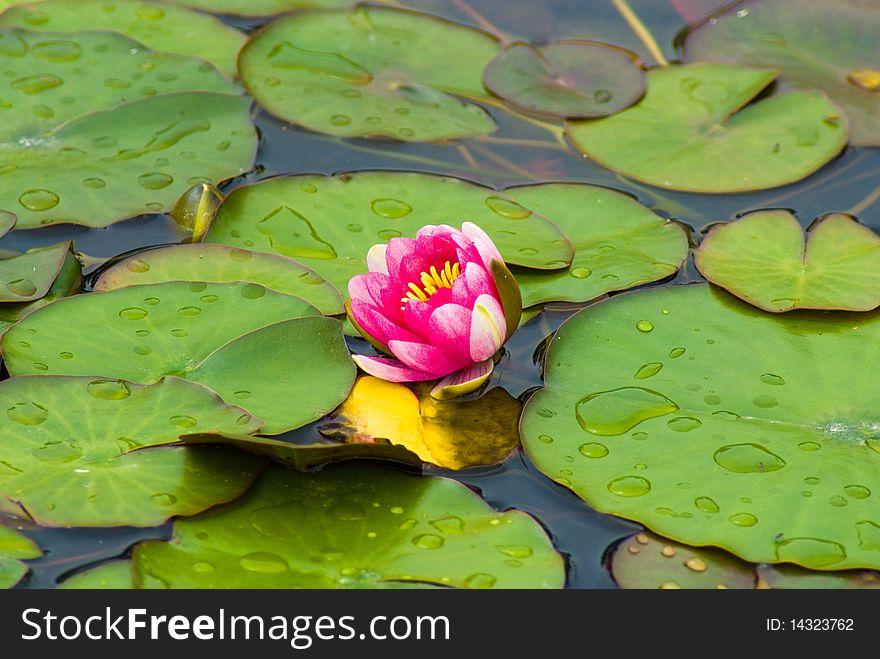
[522, 284, 880, 570]
[59, 560, 136, 589]
[506, 183, 688, 308]
[0, 524, 40, 588]
[2, 282, 355, 434]
[239, 6, 499, 141]
[0, 0, 247, 77]
[0, 375, 264, 527]
[610, 531, 755, 589]
[567, 64, 847, 193]
[132, 464, 565, 588]
[696, 210, 880, 312]
[325, 376, 521, 469]
[95, 243, 345, 316]
[205, 171, 573, 309]
[0, 241, 69, 302]
[684, 0, 880, 146]
[0, 246, 81, 333]
[0, 27, 256, 228]
[484, 41, 645, 118]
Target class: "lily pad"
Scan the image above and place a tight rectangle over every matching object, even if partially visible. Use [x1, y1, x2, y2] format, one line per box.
[0, 27, 255, 228]
[0, 241, 69, 302]
[567, 64, 847, 193]
[205, 172, 573, 309]
[522, 284, 880, 570]
[94, 244, 345, 316]
[483, 41, 645, 118]
[2, 282, 354, 434]
[695, 211, 880, 312]
[0, 0, 247, 77]
[0, 375, 264, 527]
[167, 0, 353, 17]
[684, 0, 880, 146]
[326, 376, 521, 469]
[0, 211, 13, 238]
[0, 525, 40, 588]
[610, 531, 755, 589]
[180, 431, 422, 470]
[0, 246, 81, 333]
[506, 183, 688, 308]
[756, 563, 880, 589]
[132, 464, 565, 588]
[59, 561, 136, 589]
[238, 6, 499, 141]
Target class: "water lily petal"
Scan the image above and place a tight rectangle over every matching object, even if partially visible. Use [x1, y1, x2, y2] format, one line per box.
[366, 244, 389, 275]
[348, 274, 372, 305]
[463, 222, 504, 271]
[470, 293, 506, 362]
[402, 298, 435, 335]
[430, 359, 494, 400]
[352, 355, 437, 382]
[362, 271, 404, 322]
[350, 299, 421, 347]
[388, 339, 470, 377]
[428, 303, 473, 362]
[463, 261, 497, 299]
[384, 236, 417, 281]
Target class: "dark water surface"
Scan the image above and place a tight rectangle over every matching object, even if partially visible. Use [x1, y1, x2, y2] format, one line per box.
[3, 0, 879, 588]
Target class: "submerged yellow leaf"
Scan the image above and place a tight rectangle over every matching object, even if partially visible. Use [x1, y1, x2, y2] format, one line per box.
[331, 376, 521, 469]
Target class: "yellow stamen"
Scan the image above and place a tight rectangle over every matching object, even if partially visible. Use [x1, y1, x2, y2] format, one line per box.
[400, 260, 462, 307]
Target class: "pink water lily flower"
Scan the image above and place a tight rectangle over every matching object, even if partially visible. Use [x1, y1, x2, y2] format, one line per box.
[348, 222, 522, 399]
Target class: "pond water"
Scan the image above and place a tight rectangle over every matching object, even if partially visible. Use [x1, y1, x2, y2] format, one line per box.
[2, 0, 879, 588]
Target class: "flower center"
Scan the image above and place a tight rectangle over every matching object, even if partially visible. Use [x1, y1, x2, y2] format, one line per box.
[400, 261, 461, 306]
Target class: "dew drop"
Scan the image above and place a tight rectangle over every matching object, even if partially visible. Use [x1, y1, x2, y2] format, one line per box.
[856, 521, 880, 552]
[118, 307, 147, 320]
[370, 197, 412, 219]
[430, 515, 464, 534]
[412, 534, 444, 549]
[169, 415, 197, 428]
[19, 188, 59, 211]
[829, 495, 848, 508]
[330, 501, 365, 521]
[151, 493, 178, 507]
[240, 283, 266, 299]
[12, 73, 63, 94]
[714, 443, 786, 473]
[667, 416, 702, 432]
[728, 512, 757, 527]
[752, 394, 778, 408]
[844, 485, 871, 499]
[669, 347, 685, 358]
[330, 114, 351, 126]
[463, 573, 496, 589]
[636, 320, 653, 332]
[578, 442, 609, 458]
[239, 552, 289, 573]
[6, 278, 37, 297]
[126, 258, 151, 273]
[799, 441, 821, 452]
[576, 387, 678, 436]
[634, 362, 663, 379]
[607, 476, 651, 497]
[760, 373, 785, 386]
[6, 401, 48, 425]
[775, 537, 846, 567]
[87, 379, 131, 400]
[570, 267, 592, 279]
[485, 196, 532, 219]
[137, 172, 174, 190]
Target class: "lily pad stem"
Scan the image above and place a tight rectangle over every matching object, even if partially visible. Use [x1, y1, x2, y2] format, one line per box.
[610, 0, 669, 67]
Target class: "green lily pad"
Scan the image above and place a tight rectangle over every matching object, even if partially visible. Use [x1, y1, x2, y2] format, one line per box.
[0, 27, 254, 228]
[695, 211, 880, 312]
[0, 0, 247, 77]
[506, 183, 688, 308]
[206, 172, 572, 308]
[95, 244, 344, 316]
[132, 464, 565, 588]
[756, 563, 880, 589]
[239, 6, 499, 141]
[0, 241, 69, 302]
[180, 432, 422, 471]
[0, 246, 81, 333]
[0, 375, 264, 527]
[166, 0, 353, 17]
[483, 41, 645, 118]
[0, 524, 40, 588]
[2, 282, 355, 434]
[610, 531, 755, 589]
[522, 284, 880, 570]
[567, 64, 847, 193]
[0, 211, 13, 237]
[684, 0, 880, 146]
[59, 561, 136, 589]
